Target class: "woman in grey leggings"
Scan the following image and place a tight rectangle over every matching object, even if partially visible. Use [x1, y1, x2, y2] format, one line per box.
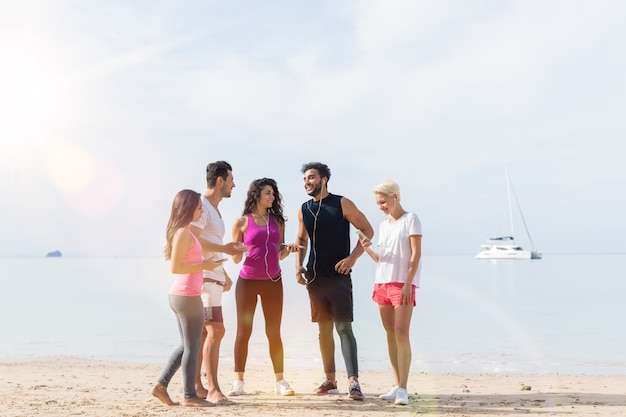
[152, 189, 225, 407]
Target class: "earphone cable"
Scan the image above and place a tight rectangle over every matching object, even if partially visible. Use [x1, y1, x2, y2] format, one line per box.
[305, 182, 324, 285]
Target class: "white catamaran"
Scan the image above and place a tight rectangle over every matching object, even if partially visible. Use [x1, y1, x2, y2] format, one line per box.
[476, 166, 542, 260]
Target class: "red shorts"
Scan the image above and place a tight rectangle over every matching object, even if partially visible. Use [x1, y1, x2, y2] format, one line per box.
[372, 283, 416, 306]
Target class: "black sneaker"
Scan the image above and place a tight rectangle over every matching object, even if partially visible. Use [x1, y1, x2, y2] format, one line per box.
[315, 379, 339, 395]
[348, 380, 364, 400]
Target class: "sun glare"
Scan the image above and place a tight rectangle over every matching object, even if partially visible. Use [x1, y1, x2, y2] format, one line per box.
[45, 144, 125, 217]
[46, 144, 95, 193]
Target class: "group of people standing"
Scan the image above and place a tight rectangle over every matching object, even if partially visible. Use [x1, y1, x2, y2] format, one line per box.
[152, 161, 423, 407]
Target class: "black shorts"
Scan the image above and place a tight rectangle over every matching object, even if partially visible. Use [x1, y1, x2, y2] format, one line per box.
[306, 275, 353, 322]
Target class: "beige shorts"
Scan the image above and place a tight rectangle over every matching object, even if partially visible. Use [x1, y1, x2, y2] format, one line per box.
[201, 281, 224, 323]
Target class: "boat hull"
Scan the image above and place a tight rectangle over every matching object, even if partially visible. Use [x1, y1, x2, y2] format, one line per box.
[476, 246, 532, 260]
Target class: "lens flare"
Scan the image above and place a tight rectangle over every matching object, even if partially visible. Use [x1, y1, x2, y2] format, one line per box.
[47, 144, 95, 193]
[46, 144, 125, 217]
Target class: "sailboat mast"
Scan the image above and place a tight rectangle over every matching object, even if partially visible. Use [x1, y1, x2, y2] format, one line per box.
[505, 165, 515, 238]
[507, 165, 537, 251]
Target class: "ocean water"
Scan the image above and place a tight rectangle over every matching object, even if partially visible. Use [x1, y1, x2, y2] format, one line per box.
[1, 254, 625, 374]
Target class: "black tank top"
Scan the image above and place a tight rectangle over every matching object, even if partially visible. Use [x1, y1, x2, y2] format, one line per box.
[301, 193, 351, 279]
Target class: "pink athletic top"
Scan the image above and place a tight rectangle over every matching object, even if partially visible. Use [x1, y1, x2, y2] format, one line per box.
[169, 229, 203, 296]
[240, 215, 281, 280]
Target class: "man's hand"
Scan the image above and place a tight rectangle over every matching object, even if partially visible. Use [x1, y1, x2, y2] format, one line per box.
[223, 275, 233, 292]
[296, 266, 308, 285]
[223, 241, 249, 256]
[335, 256, 356, 275]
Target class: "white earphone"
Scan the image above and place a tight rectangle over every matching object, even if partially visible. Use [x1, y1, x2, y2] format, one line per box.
[306, 176, 326, 284]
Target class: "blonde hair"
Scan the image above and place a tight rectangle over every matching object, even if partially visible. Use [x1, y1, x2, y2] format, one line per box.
[373, 180, 400, 201]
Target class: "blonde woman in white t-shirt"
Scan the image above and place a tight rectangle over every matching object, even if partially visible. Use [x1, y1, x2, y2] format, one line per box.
[356, 180, 422, 406]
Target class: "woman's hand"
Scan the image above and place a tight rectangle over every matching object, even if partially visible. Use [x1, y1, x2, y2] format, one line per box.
[400, 282, 413, 305]
[357, 234, 372, 249]
[356, 231, 379, 262]
[282, 243, 304, 253]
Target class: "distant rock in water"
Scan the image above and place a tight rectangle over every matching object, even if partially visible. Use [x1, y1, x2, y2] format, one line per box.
[46, 250, 62, 257]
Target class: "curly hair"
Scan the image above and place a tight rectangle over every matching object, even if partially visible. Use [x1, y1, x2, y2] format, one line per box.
[242, 178, 285, 226]
[301, 162, 331, 183]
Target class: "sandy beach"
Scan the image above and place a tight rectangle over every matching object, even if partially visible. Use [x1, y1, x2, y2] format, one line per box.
[1, 356, 625, 416]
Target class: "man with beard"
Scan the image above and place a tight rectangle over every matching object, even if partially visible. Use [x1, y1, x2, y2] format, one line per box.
[295, 162, 374, 401]
[191, 160, 247, 405]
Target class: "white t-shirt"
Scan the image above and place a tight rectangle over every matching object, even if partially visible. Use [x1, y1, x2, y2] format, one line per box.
[374, 212, 422, 287]
[190, 196, 226, 282]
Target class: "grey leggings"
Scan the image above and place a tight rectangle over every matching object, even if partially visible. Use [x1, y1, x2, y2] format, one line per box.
[319, 320, 359, 378]
[157, 294, 204, 398]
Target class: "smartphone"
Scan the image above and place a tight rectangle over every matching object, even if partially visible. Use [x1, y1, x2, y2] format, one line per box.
[281, 243, 304, 250]
[356, 229, 366, 239]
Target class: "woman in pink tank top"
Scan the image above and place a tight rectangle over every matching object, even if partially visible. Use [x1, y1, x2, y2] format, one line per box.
[152, 189, 225, 408]
[228, 178, 302, 396]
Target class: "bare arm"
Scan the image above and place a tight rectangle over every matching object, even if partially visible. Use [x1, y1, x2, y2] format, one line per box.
[231, 216, 247, 264]
[223, 269, 233, 292]
[405, 234, 422, 284]
[277, 219, 305, 260]
[277, 221, 289, 260]
[357, 232, 380, 263]
[334, 196, 374, 274]
[295, 207, 309, 285]
[399, 234, 422, 304]
[190, 224, 246, 256]
[170, 228, 224, 274]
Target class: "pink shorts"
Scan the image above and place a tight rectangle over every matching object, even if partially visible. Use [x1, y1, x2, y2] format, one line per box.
[372, 283, 416, 306]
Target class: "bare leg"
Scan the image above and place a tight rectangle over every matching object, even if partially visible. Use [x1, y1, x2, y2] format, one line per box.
[394, 304, 414, 388]
[151, 382, 180, 406]
[203, 322, 234, 405]
[379, 304, 400, 386]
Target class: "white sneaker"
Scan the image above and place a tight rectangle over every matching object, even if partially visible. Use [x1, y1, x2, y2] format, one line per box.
[379, 385, 398, 400]
[275, 379, 295, 396]
[228, 380, 245, 396]
[395, 387, 409, 405]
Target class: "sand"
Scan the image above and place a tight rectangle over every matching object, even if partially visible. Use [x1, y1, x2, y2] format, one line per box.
[1, 356, 625, 416]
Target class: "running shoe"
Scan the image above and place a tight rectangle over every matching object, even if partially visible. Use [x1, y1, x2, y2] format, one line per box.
[227, 380, 245, 396]
[347, 380, 364, 400]
[275, 379, 295, 396]
[379, 385, 399, 400]
[314, 379, 339, 395]
[394, 387, 409, 405]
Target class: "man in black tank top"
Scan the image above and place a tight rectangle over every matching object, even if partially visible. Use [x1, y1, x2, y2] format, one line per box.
[295, 162, 374, 400]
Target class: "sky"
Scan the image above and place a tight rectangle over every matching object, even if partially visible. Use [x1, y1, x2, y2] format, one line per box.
[1, 0, 625, 258]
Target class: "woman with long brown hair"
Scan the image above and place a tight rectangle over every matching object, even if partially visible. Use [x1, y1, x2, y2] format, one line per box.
[152, 189, 226, 407]
[228, 178, 301, 396]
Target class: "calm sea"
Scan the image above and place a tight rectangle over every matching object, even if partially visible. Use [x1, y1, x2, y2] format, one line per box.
[1, 254, 625, 374]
